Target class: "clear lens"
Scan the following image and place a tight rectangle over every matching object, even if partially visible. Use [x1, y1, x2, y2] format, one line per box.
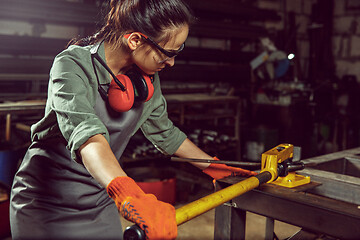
[156, 56, 172, 64]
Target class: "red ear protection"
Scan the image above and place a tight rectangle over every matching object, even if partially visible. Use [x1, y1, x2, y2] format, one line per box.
[125, 69, 154, 103]
[108, 75, 135, 112]
[143, 75, 154, 102]
[107, 70, 154, 112]
[91, 41, 154, 112]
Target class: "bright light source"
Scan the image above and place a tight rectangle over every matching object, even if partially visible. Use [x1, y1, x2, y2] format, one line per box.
[288, 53, 295, 60]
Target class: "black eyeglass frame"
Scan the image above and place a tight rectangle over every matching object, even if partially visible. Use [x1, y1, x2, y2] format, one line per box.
[124, 33, 185, 58]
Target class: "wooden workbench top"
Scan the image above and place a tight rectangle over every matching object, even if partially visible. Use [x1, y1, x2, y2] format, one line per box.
[0, 100, 46, 115]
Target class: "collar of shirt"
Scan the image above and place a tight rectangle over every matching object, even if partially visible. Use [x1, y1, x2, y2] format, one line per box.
[90, 41, 112, 85]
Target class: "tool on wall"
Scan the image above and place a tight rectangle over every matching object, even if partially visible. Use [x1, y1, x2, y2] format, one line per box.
[123, 143, 310, 240]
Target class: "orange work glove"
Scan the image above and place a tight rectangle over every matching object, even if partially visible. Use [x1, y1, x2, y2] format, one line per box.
[107, 176, 177, 240]
[202, 157, 257, 180]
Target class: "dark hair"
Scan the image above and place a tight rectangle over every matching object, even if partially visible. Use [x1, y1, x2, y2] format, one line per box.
[69, 0, 194, 47]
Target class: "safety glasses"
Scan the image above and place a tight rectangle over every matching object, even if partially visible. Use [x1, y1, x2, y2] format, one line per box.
[124, 32, 184, 59]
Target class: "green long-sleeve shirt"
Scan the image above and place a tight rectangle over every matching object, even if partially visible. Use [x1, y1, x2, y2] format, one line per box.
[31, 42, 187, 160]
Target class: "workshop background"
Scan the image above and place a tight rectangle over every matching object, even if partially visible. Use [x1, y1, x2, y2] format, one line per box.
[0, 0, 360, 239]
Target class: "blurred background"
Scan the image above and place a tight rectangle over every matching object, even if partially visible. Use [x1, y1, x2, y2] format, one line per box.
[0, 0, 360, 238]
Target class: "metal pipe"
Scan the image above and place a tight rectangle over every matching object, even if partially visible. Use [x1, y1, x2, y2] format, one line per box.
[123, 171, 272, 240]
[171, 157, 261, 168]
[175, 171, 271, 225]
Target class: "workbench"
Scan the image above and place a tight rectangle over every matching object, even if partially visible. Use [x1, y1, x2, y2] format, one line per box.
[0, 100, 46, 116]
[0, 100, 46, 141]
[214, 148, 360, 240]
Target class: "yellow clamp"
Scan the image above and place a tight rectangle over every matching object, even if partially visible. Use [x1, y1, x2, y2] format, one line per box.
[260, 143, 310, 188]
[260, 143, 293, 183]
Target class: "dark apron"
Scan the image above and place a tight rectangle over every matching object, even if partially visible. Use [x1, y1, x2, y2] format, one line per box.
[10, 88, 144, 240]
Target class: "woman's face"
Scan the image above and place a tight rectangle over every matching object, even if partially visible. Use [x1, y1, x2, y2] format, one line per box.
[132, 25, 189, 75]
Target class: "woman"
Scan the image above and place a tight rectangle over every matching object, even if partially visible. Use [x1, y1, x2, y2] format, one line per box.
[10, 0, 255, 239]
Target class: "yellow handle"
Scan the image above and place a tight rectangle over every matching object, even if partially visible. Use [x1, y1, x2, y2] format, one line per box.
[176, 172, 271, 225]
[123, 172, 273, 240]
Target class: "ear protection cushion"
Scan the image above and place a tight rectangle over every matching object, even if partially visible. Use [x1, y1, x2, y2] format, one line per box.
[125, 69, 154, 102]
[108, 75, 135, 112]
[143, 75, 154, 102]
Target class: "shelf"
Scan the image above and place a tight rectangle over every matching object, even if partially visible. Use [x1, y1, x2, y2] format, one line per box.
[165, 93, 242, 160]
[0, 0, 98, 26]
[0, 34, 68, 56]
[185, 0, 281, 22]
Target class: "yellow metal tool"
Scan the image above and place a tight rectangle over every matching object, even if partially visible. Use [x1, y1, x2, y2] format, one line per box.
[260, 143, 294, 182]
[272, 172, 310, 188]
[124, 143, 311, 240]
[260, 143, 310, 188]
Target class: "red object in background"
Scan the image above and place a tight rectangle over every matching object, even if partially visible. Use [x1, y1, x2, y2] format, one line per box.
[0, 199, 11, 238]
[136, 178, 176, 205]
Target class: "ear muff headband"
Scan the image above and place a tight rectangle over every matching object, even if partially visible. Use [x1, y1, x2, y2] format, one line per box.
[91, 40, 154, 112]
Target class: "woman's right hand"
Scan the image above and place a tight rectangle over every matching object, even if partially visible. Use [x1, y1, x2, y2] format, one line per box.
[107, 176, 177, 240]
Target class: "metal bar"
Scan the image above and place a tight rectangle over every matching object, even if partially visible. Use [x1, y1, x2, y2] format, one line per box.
[299, 168, 360, 205]
[175, 173, 269, 225]
[214, 203, 246, 240]
[265, 217, 274, 240]
[171, 157, 261, 168]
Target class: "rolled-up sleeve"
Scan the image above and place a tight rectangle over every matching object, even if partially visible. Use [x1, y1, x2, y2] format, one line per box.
[50, 54, 109, 160]
[140, 88, 187, 155]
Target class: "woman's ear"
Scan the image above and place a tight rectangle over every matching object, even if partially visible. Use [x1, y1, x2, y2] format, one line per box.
[126, 33, 143, 50]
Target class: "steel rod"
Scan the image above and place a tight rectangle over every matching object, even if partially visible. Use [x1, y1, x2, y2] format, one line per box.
[171, 157, 261, 168]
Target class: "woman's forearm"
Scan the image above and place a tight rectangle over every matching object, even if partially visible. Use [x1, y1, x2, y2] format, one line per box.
[79, 136, 211, 187]
[78, 134, 127, 187]
[174, 138, 212, 170]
